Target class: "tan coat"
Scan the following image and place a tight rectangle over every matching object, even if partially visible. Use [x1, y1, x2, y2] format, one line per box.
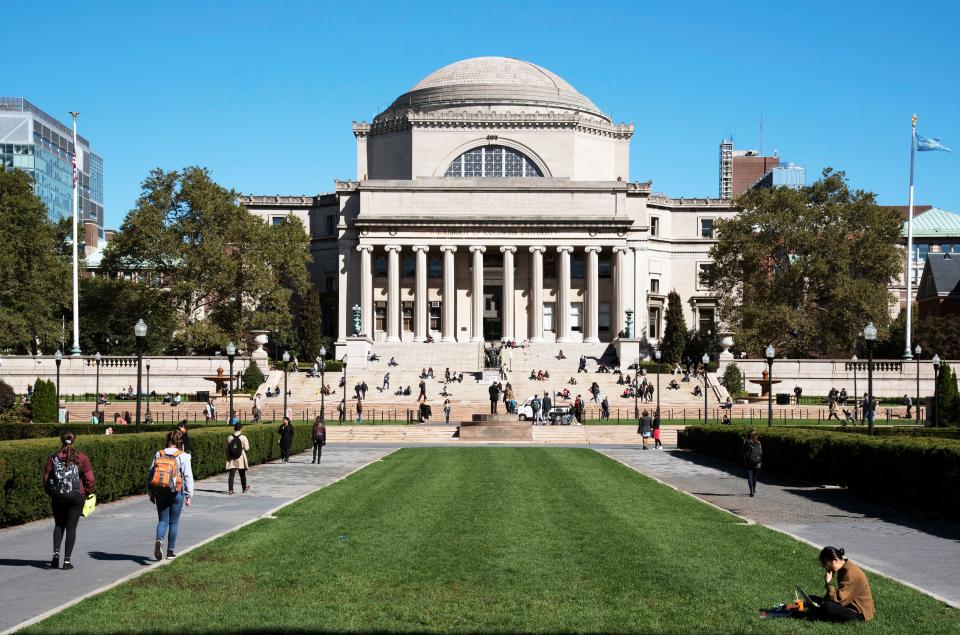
[826, 560, 875, 621]
[225, 432, 250, 470]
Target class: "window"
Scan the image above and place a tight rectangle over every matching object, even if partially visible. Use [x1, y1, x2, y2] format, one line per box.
[271, 216, 285, 226]
[648, 307, 661, 340]
[698, 308, 715, 334]
[599, 303, 611, 334]
[570, 303, 582, 333]
[571, 253, 584, 279]
[700, 218, 715, 239]
[650, 278, 660, 294]
[374, 302, 386, 333]
[401, 302, 414, 332]
[918, 244, 930, 261]
[374, 253, 387, 277]
[402, 253, 415, 278]
[543, 253, 557, 279]
[326, 215, 336, 235]
[598, 253, 611, 278]
[429, 302, 441, 331]
[698, 263, 714, 288]
[429, 254, 442, 278]
[444, 145, 543, 178]
[650, 216, 660, 237]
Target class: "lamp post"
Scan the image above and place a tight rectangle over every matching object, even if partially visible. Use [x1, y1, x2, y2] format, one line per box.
[282, 350, 290, 421]
[864, 322, 877, 435]
[914, 344, 922, 426]
[94, 352, 101, 419]
[145, 359, 152, 420]
[226, 342, 236, 425]
[134, 319, 147, 432]
[654, 348, 662, 419]
[851, 355, 858, 422]
[54, 350, 63, 419]
[765, 345, 775, 427]
[702, 352, 710, 425]
[932, 354, 941, 427]
[319, 345, 327, 421]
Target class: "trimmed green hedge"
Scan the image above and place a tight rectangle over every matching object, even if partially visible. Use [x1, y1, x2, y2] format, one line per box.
[678, 425, 960, 517]
[794, 426, 960, 440]
[0, 423, 233, 441]
[0, 422, 314, 526]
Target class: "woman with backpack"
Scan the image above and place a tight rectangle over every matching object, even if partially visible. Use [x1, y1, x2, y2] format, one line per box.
[312, 416, 326, 464]
[741, 430, 762, 497]
[148, 430, 194, 560]
[226, 422, 250, 495]
[42, 431, 95, 570]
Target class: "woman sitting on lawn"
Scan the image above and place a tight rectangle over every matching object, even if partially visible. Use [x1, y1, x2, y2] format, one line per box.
[808, 546, 874, 622]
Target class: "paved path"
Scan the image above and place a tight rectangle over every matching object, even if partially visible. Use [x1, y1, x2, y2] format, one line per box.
[0, 446, 395, 633]
[600, 447, 960, 607]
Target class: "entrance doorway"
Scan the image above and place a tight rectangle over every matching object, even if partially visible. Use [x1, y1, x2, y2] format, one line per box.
[483, 285, 502, 341]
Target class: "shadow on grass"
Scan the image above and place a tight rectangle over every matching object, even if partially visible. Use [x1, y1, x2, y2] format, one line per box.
[0, 558, 50, 569]
[87, 551, 154, 565]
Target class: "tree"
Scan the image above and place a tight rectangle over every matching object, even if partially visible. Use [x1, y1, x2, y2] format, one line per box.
[101, 167, 312, 349]
[79, 277, 177, 355]
[298, 288, 324, 362]
[915, 316, 960, 360]
[0, 168, 71, 354]
[660, 291, 687, 364]
[937, 362, 960, 426]
[30, 379, 58, 423]
[242, 360, 266, 391]
[706, 169, 901, 358]
[0, 380, 14, 413]
[721, 363, 745, 397]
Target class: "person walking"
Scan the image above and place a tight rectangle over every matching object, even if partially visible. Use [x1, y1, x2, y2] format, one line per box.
[652, 409, 662, 449]
[542, 392, 553, 422]
[601, 396, 610, 420]
[43, 431, 95, 570]
[204, 399, 216, 422]
[638, 410, 652, 450]
[278, 417, 295, 463]
[149, 430, 194, 560]
[488, 381, 499, 414]
[360, 381, 368, 399]
[828, 398, 842, 422]
[418, 379, 427, 402]
[337, 398, 346, 422]
[741, 430, 762, 497]
[177, 420, 193, 455]
[531, 394, 542, 424]
[226, 423, 251, 495]
[904, 394, 912, 419]
[355, 397, 363, 424]
[443, 399, 451, 423]
[382, 373, 390, 392]
[312, 416, 326, 464]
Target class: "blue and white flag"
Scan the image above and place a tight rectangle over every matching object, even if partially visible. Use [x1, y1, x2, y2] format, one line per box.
[917, 135, 952, 152]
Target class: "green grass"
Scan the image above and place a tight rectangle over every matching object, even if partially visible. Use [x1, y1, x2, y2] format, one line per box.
[27, 448, 958, 634]
[584, 418, 918, 427]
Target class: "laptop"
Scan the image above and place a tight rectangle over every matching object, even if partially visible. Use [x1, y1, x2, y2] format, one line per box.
[796, 586, 821, 609]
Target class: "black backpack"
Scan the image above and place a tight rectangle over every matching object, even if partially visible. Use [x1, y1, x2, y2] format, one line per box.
[745, 441, 762, 466]
[48, 455, 81, 497]
[227, 434, 244, 459]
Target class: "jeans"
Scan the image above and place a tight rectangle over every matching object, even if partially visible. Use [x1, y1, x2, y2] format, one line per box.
[51, 493, 84, 558]
[155, 491, 185, 551]
[313, 440, 323, 463]
[746, 468, 757, 494]
[228, 468, 247, 492]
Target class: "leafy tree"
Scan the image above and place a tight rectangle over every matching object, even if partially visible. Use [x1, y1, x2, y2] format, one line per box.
[683, 328, 718, 366]
[0, 380, 15, 413]
[298, 288, 324, 362]
[101, 167, 312, 348]
[936, 362, 960, 426]
[78, 277, 177, 355]
[721, 363, 745, 397]
[30, 379, 58, 423]
[0, 168, 71, 354]
[706, 169, 901, 357]
[660, 291, 687, 364]
[242, 360, 266, 391]
[915, 316, 960, 360]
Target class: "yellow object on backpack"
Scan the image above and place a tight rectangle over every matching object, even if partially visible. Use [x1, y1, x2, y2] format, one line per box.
[149, 449, 183, 492]
[82, 494, 97, 517]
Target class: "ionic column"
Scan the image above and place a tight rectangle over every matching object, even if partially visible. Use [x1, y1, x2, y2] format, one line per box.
[337, 245, 350, 339]
[529, 246, 545, 342]
[356, 245, 374, 338]
[440, 246, 457, 342]
[556, 246, 573, 343]
[584, 246, 601, 343]
[500, 246, 516, 341]
[469, 246, 486, 342]
[385, 245, 401, 342]
[613, 247, 629, 338]
[413, 246, 429, 342]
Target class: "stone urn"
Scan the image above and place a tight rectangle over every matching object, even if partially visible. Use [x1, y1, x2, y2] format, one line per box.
[718, 333, 735, 360]
[250, 330, 269, 363]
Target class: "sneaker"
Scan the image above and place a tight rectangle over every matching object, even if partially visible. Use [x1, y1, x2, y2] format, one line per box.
[243, 486, 251, 493]
[228, 490, 235, 495]
[154, 540, 163, 561]
[51, 552, 60, 569]
[62, 560, 73, 571]
[166, 551, 177, 559]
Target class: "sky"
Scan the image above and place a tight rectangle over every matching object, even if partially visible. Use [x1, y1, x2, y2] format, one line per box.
[2, 0, 957, 230]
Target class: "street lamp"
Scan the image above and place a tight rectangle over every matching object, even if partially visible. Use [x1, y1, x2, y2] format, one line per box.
[702, 352, 710, 425]
[654, 348, 662, 419]
[341, 354, 348, 422]
[765, 345, 775, 427]
[932, 354, 941, 427]
[54, 350, 63, 419]
[134, 319, 147, 432]
[145, 358, 152, 420]
[282, 350, 290, 421]
[851, 355, 858, 422]
[863, 322, 877, 435]
[914, 344, 922, 426]
[94, 352, 101, 420]
[319, 345, 327, 422]
[226, 342, 236, 425]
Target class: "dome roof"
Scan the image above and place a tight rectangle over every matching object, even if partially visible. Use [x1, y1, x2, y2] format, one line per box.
[379, 57, 608, 121]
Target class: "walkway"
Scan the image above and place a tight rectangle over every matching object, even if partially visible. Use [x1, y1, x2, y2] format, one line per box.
[0, 446, 395, 633]
[600, 447, 960, 607]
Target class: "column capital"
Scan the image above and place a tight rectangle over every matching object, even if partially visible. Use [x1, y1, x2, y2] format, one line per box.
[356, 244, 374, 253]
[529, 246, 546, 253]
[612, 246, 630, 254]
[440, 245, 458, 253]
[412, 245, 430, 253]
[584, 246, 602, 254]
[500, 246, 517, 254]
[385, 244, 402, 253]
[556, 246, 574, 254]
[469, 245, 486, 254]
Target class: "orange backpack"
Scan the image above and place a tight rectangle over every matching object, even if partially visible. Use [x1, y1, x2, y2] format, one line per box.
[149, 449, 183, 492]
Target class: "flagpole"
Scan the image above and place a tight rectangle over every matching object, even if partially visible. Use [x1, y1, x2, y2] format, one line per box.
[69, 112, 81, 356]
[903, 114, 918, 360]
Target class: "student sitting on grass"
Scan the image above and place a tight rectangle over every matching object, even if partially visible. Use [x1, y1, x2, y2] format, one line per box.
[807, 547, 874, 623]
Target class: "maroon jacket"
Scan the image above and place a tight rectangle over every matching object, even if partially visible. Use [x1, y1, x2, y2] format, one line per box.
[43, 450, 95, 497]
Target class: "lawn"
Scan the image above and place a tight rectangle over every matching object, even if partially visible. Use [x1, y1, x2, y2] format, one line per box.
[27, 448, 959, 634]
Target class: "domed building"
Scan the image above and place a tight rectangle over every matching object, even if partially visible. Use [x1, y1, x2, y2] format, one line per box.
[242, 57, 734, 366]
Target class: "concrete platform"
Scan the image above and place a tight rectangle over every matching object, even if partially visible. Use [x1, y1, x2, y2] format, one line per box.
[459, 414, 533, 440]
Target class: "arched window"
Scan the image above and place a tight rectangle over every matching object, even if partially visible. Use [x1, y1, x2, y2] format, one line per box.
[444, 145, 543, 178]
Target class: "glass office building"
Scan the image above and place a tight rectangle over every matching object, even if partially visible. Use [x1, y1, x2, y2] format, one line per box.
[0, 98, 104, 229]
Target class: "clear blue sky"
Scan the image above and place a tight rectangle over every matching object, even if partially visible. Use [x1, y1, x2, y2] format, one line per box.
[3, 0, 957, 229]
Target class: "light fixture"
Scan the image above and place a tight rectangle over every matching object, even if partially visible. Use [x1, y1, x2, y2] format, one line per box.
[765, 344, 775, 360]
[654, 349, 661, 360]
[54, 350, 63, 362]
[134, 319, 148, 338]
[95, 351, 101, 362]
[226, 342, 236, 357]
[702, 353, 710, 364]
[320, 345, 327, 358]
[914, 344, 922, 357]
[863, 322, 877, 341]
[932, 353, 941, 368]
[282, 350, 291, 363]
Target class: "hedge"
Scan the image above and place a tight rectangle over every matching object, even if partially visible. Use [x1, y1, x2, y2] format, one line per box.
[0, 422, 314, 526]
[794, 426, 960, 440]
[677, 425, 960, 517]
[0, 423, 233, 441]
